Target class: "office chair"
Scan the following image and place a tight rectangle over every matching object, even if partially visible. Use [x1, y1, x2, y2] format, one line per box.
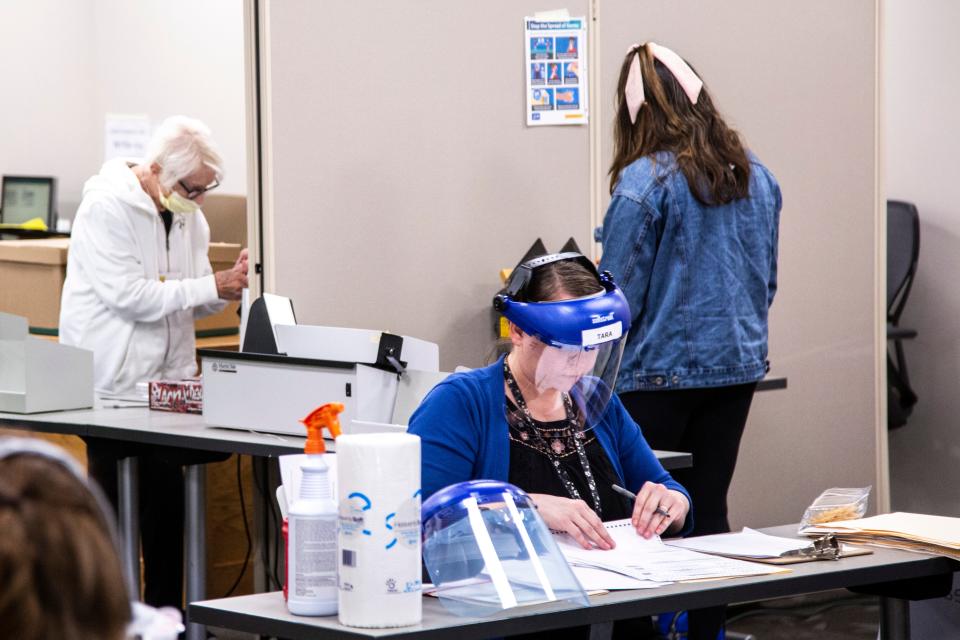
[887, 200, 920, 430]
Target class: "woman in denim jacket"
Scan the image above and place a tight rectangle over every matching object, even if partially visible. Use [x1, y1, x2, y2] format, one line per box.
[598, 43, 781, 640]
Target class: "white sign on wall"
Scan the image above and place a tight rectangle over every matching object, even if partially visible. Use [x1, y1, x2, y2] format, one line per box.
[104, 114, 151, 161]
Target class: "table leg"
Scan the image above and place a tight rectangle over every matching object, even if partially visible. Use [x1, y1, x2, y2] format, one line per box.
[252, 455, 273, 593]
[879, 597, 910, 640]
[117, 456, 140, 601]
[185, 463, 207, 640]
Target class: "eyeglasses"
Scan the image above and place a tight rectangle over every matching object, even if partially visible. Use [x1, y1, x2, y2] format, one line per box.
[177, 178, 220, 200]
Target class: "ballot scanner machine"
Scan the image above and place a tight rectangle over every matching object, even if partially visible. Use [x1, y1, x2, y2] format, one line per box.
[200, 296, 442, 436]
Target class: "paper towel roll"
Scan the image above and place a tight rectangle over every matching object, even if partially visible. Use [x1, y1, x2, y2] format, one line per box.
[336, 433, 421, 627]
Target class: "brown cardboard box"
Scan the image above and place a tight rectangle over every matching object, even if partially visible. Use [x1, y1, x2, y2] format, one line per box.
[198, 242, 242, 335]
[202, 194, 247, 245]
[0, 238, 242, 335]
[0, 238, 69, 330]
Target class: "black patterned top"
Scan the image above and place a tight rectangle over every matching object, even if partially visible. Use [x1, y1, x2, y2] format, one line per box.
[506, 398, 633, 521]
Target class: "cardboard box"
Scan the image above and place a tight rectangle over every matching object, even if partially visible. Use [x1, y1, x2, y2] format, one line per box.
[0, 238, 242, 336]
[0, 239, 69, 331]
[202, 194, 247, 245]
[197, 242, 242, 335]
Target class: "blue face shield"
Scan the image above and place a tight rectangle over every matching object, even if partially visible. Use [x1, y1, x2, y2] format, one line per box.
[493, 253, 632, 428]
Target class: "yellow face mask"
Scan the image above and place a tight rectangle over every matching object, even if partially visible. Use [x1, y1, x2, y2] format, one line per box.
[158, 185, 200, 214]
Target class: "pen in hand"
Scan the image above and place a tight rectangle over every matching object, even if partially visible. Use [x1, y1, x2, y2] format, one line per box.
[612, 483, 670, 517]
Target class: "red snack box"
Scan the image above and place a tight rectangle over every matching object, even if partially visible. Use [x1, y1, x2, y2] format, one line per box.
[149, 379, 203, 414]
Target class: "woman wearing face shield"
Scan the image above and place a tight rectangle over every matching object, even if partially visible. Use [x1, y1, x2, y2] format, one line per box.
[409, 254, 691, 550]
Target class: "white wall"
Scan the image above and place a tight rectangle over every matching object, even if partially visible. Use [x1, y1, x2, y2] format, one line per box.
[0, 0, 246, 221]
[90, 0, 247, 196]
[0, 0, 100, 217]
[885, 0, 960, 515]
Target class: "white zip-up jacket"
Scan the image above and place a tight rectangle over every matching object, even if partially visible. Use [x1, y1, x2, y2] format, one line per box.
[59, 159, 226, 394]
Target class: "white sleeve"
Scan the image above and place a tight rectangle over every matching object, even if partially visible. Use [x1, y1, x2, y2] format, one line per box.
[70, 200, 220, 323]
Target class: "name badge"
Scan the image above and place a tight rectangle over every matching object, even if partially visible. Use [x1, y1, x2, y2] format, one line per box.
[582, 321, 622, 347]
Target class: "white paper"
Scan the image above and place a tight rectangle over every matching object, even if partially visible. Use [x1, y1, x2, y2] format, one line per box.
[262, 293, 296, 343]
[104, 114, 151, 161]
[570, 565, 664, 591]
[556, 519, 785, 583]
[524, 16, 588, 126]
[665, 527, 811, 559]
[238, 288, 251, 350]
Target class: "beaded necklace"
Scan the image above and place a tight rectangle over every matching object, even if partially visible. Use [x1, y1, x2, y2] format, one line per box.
[503, 359, 602, 518]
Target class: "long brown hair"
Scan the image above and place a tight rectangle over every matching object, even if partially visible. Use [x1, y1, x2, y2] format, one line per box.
[0, 454, 130, 640]
[608, 44, 751, 205]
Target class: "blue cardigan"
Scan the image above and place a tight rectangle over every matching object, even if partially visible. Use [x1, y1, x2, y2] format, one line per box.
[408, 357, 693, 534]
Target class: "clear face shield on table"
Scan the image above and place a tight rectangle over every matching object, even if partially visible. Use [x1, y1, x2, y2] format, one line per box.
[421, 480, 589, 617]
[493, 252, 632, 430]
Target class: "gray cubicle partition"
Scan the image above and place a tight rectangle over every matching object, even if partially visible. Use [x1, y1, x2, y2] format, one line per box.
[596, 0, 883, 528]
[258, 0, 592, 371]
[253, 0, 883, 529]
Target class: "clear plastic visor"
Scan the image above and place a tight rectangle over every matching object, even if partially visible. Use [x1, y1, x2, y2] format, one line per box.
[422, 490, 588, 617]
[508, 336, 626, 430]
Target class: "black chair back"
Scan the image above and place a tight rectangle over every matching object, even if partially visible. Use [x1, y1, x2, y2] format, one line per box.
[886, 200, 921, 429]
[887, 200, 920, 324]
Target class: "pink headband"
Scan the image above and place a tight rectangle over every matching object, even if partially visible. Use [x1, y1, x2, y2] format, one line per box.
[624, 42, 703, 124]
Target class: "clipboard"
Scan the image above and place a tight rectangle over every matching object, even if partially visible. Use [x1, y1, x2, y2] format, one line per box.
[666, 530, 874, 565]
[738, 544, 873, 565]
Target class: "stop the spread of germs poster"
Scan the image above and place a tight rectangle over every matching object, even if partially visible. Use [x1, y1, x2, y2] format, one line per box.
[525, 16, 588, 126]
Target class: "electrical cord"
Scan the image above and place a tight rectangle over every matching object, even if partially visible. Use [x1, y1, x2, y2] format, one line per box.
[251, 456, 283, 590]
[269, 476, 283, 589]
[222, 454, 252, 598]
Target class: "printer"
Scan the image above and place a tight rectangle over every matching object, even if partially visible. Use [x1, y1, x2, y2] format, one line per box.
[201, 294, 444, 436]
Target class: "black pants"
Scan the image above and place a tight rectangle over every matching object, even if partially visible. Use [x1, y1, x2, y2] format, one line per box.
[85, 438, 229, 609]
[620, 382, 758, 640]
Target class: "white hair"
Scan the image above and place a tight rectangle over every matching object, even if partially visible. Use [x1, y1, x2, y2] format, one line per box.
[144, 115, 224, 188]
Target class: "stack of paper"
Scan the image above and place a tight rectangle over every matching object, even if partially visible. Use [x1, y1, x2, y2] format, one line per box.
[665, 528, 812, 559]
[554, 519, 788, 590]
[801, 512, 960, 560]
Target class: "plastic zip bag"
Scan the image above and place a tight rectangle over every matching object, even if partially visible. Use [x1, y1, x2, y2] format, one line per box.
[800, 486, 871, 528]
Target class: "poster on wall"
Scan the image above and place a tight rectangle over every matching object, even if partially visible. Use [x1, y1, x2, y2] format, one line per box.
[524, 16, 587, 126]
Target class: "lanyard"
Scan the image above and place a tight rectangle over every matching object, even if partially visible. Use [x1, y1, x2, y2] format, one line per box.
[503, 360, 602, 518]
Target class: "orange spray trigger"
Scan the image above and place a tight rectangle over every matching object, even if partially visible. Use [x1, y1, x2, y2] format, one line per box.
[299, 402, 345, 454]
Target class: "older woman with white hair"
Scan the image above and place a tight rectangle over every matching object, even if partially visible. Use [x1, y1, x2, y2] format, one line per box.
[61, 115, 246, 392]
[59, 115, 247, 611]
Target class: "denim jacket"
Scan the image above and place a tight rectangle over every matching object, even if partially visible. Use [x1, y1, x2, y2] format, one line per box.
[598, 151, 781, 392]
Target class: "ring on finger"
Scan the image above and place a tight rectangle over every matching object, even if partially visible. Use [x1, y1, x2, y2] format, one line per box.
[654, 505, 670, 518]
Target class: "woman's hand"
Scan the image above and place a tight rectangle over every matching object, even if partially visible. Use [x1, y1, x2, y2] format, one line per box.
[631, 483, 689, 539]
[529, 493, 614, 550]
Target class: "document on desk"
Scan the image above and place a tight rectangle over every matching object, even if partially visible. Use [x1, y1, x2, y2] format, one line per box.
[555, 520, 788, 584]
[665, 527, 811, 559]
[802, 512, 960, 560]
[569, 565, 666, 591]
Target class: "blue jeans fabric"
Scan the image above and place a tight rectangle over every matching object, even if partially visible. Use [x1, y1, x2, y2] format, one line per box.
[598, 151, 781, 393]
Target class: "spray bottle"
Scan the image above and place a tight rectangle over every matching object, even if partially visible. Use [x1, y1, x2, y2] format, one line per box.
[286, 402, 343, 616]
